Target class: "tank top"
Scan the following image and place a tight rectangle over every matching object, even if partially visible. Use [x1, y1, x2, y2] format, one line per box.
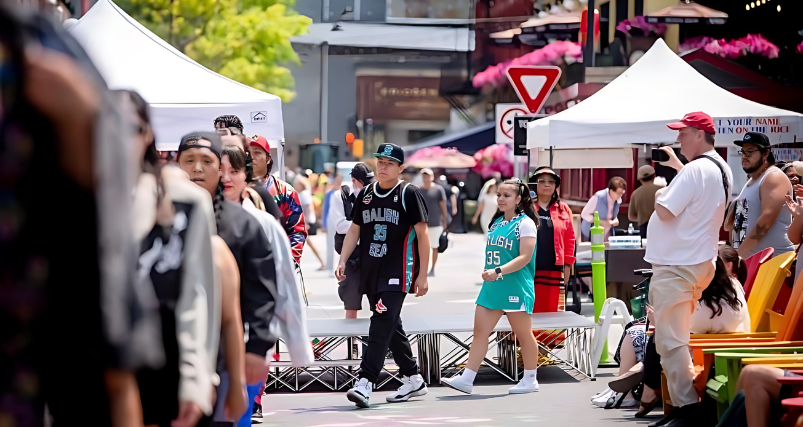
[353, 181, 428, 295]
[732, 166, 794, 257]
[476, 214, 536, 313]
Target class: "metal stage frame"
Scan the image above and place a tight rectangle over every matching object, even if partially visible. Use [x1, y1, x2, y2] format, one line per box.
[266, 313, 596, 392]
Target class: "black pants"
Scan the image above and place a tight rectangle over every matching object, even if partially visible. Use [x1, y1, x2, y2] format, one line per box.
[639, 221, 649, 239]
[643, 334, 662, 391]
[358, 291, 419, 384]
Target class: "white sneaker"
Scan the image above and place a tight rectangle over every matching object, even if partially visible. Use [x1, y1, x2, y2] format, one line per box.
[386, 374, 428, 403]
[591, 387, 613, 401]
[347, 378, 373, 408]
[441, 374, 473, 394]
[508, 379, 540, 394]
[592, 391, 621, 408]
[619, 393, 640, 408]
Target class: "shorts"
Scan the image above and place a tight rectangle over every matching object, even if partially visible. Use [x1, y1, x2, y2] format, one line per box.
[338, 260, 362, 310]
[428, 226, 443, 249]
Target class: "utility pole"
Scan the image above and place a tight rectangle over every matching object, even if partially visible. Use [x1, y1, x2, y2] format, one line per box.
[583, 0, 595, 69]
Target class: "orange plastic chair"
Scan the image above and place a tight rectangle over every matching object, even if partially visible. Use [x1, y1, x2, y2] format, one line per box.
[743, 247, 774, 299]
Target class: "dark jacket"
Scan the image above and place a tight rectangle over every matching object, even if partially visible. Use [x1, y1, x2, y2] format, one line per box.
[217, 198, 277, 356]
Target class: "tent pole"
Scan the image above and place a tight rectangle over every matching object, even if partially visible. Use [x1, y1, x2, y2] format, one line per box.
[279, 138, 286, 182]
[549, 147, 554, 168]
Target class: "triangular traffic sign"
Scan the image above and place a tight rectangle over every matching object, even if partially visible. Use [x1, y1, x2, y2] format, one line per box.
[506, 66, 562, 114]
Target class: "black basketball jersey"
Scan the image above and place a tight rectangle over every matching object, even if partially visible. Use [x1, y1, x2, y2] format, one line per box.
[351, 181, 428, 295]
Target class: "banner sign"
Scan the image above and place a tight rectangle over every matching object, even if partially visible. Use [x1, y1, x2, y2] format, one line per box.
[716, 117, 800, 144]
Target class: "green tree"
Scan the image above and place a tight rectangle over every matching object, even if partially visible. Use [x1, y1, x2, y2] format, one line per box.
[117, 0, 310, 102]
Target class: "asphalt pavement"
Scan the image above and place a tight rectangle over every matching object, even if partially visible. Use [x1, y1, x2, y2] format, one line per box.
[256, 231, 658, 426]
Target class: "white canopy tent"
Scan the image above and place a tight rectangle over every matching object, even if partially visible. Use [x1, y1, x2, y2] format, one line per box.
[527, 39, 803, 151]
[69, 0, 285, 155]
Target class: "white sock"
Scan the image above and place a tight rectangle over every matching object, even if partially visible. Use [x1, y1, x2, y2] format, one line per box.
[522, 369, 537, 384]
[461, 368, 477, 383]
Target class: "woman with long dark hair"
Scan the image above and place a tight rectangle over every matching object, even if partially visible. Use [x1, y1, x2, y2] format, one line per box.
[442, 179, 541, 395]
[528, 167, 576, 312]
[691, 245, 749, 333]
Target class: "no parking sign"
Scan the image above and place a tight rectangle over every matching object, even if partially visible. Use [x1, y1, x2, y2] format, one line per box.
[495, 103, 528, 144]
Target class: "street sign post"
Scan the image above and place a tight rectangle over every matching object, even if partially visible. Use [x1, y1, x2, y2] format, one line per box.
[513, 116, 536, 157]
[506, 66, 562, 115]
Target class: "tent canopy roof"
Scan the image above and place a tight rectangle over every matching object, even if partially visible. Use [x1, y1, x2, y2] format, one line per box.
[291, 22, 474, 52]
[70, 0, 284, 149]
[527, 39, 803, 149]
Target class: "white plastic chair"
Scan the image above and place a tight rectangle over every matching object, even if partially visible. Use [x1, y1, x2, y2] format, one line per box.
[592, 298, 633, 375]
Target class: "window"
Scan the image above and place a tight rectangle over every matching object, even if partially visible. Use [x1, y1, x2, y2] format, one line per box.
[387, 0, 472, 21]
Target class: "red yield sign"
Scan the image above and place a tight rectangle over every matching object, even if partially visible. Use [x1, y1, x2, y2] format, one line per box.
[506, 66, 562, 114]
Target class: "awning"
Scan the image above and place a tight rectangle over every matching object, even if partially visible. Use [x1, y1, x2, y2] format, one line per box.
[646, 1, 728, 25]
[291, 22, 474, 52]
[403, 122, 495, 154]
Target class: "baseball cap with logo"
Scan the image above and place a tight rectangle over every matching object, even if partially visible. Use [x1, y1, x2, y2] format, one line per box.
[638, 165, 656, 180]
[667, 112, 716, 134]
[249, 135, 271, 152]
[420, 168, 434, 176]
[373, 143, 405, 164]
[734, 132, 771, 149]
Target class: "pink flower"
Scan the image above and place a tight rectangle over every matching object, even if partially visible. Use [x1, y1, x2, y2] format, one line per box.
[472, 41, 582, 88]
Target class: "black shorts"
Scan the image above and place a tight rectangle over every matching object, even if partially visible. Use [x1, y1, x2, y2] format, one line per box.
[338, 260, 362, 310]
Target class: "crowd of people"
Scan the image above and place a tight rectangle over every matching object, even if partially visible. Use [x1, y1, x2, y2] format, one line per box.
[4, 5, 802, 427]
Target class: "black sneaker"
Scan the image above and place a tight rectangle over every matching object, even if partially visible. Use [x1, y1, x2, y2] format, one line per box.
[252, 403, 262, 419]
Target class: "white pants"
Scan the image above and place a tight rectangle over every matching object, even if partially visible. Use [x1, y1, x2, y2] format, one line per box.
[651, 260, 715, 407]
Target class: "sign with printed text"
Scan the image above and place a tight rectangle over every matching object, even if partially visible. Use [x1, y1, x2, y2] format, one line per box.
[716, 117, 801, 143]
[495, 103, 528, 143]
[506, 66, 562, 115]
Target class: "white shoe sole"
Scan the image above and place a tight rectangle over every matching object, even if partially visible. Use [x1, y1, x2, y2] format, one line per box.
[386, 385, 428, 403]
[441, 378, 472, 395]
[508, 385, 540, 394]
[347, 390, 370, 408]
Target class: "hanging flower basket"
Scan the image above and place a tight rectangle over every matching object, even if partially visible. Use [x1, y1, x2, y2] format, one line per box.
[473, 144, 514, 179]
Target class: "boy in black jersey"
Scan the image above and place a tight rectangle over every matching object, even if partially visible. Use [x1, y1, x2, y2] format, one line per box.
[335, 143, 431, 408]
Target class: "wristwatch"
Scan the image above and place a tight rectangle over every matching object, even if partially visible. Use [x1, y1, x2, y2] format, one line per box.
[495, 267, 503, 281]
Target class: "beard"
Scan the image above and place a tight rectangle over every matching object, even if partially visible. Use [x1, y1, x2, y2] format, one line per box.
[742, 162, 763, 174]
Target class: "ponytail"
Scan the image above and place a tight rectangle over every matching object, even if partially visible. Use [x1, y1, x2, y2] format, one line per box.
[488, 179, 538, 230]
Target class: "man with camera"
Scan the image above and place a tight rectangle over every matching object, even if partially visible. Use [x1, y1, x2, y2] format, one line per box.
[644, 112, 733, 427]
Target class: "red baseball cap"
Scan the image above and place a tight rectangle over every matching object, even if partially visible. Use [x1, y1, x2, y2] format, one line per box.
[249, 135, 270, 152]
[667, 112, 715, 134]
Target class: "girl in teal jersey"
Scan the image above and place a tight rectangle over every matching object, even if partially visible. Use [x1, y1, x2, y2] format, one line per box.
[442, 179, 541, 395]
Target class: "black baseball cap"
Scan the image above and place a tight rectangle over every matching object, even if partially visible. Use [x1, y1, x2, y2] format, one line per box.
[373, 143, 404, 164]
[178, 132, 223, 160]
[734, 132, 771, 149]
[351, 163, 375, 184]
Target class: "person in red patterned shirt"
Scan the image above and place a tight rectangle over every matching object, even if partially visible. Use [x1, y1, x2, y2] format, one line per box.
[248, 135, 307, 264]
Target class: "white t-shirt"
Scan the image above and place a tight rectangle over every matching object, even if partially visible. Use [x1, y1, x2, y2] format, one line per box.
[690, 278, 751, 334]
[494, 215, 537, 239]
[299, 189, 316, 224]
[519, 216, 537, 239]
[645, 150, 733, 266]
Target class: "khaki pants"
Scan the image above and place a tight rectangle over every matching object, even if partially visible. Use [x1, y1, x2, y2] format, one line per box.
[650, 261, 715, 407]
